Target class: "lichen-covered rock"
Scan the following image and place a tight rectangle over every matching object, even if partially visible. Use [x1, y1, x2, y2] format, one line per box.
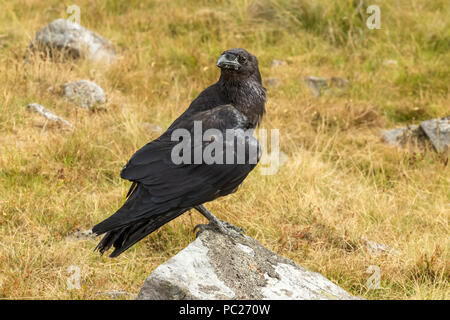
[137, 229, 359, 300]
[304, 76, 328, 97]
[381, 125, 424, 148]
[96, 290, 134, 299]
[381, 116, 449, 153]
[272, 60, 287, 67]
[264, 78, 280, 88]
[26, 102, 73, 127]
[420, 117, 450, 153]
[361, 237, 400, 257]
[27, 19, 115, 63]
[304, 76, 350, 97]
[329, 77, 349, 89]
[62, 80, 106, 109]
[65, 229, 96, 241]
[142, 122, 163, 134]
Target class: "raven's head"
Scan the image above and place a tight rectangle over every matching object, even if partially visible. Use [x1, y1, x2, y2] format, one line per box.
[217, 48, 260, 79]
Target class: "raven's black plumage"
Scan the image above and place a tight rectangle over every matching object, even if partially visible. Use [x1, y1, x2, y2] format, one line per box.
[92, 48, 266, 257]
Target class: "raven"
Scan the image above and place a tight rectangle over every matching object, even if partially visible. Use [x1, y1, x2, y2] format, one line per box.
[92, 48, 267, 257]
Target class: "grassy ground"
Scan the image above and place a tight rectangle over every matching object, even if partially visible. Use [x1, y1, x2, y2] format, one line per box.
[0, 0, 448, 299]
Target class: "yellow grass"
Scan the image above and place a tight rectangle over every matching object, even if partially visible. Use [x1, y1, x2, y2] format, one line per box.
[0, 0, 448, 299]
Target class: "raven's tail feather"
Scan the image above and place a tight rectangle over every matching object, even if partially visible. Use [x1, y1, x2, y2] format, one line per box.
[94, 208, 189, 257]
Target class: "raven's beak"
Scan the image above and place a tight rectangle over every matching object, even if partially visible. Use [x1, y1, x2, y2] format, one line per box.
[217, 53, 240, 70]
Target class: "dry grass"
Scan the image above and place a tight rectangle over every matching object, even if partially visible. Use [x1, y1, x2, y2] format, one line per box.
[0, 0, 448, 299]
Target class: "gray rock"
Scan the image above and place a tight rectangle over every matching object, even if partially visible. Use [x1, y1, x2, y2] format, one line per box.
[26, 103, 73, 127]
[420, 117, 450, 153]
[381, 125, 426, 148]
[381, 127, 411, 147]
[27, 18, 115, 63]
[361, 237, 400, 257]
[272, 59, 287, 67]
[142, 122, 163, 133]
[381, 117, 449, 153]
[137, 229, 359, 300]
[62, 80, 106, 109]
[383, 59, 398, 66]
[96, 290, 134, 299]
[304, 76, 328, 97]
[329, 77, 349, 89]
[65, 229, 96, 241]
[304, 76, 350, 97]
[263, 78, 280, 88]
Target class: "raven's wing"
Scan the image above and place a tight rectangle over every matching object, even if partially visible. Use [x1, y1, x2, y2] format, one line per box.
[93, 105, 260, 234]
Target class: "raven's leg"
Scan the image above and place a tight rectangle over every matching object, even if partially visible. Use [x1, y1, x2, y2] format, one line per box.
[193, 204, 244, 237]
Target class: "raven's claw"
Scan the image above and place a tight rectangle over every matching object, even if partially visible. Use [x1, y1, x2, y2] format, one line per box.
[193, 220, 244, 238]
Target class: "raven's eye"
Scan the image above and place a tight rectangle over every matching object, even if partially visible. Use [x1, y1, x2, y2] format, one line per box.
[238, 56, 247, 64]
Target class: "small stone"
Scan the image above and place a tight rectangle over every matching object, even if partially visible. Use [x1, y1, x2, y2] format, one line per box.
[329, 77, 349, 89]
[272, 60, 287, 67]
[27, 18, 115, 63]
[62, 80, 106, 109]
[65, 229, 96, 241]
[383, 59, 398, 66]
[26, 103, 73, 127]
[381, 125, 426, 148]
[264, 78, 280, 88]
[304, 76, 328, 97]
[142, 122, 163, 133]
[381, 127, 409, 147]
[381, 118, 449, 153]
[361, 237, 400, 257]
[419, 117, 450, 153]
[97, 290, 134, 299]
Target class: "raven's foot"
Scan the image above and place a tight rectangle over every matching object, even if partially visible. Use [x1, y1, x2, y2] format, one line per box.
[193, 219, 244, 238]
[193, 204, 245, 238]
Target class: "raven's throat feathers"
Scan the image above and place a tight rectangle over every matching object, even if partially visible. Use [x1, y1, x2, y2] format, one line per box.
[218, 78, 266, 128]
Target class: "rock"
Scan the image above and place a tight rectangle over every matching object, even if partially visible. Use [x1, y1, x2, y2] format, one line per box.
[381, 117, 449, 153]
[137, 229, 359, 300]
[381, 124, 427, 148]
[263, 78, 280, 88]
[382, 128, 405, 146]
[96, 290, 134, 299]
[304, 76, 328, 97]
[62, 80, 106, 109]
[27, 19, 115, 63]
[65, 229, 96, 241]
[383, 59, 398, 66]
[142, 122, 163, 134]
[381, 126, 413, 147]
[26, 103, 73, 128]
[361, 237, 400, 257]
[304, 76, 350, 97]
[272, 59, 287, 67]
[329, 77, 349, 89]
[419, 117, 450, 153]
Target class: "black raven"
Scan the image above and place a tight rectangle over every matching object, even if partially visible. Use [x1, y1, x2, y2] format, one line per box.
[92, 48, 267, 257]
